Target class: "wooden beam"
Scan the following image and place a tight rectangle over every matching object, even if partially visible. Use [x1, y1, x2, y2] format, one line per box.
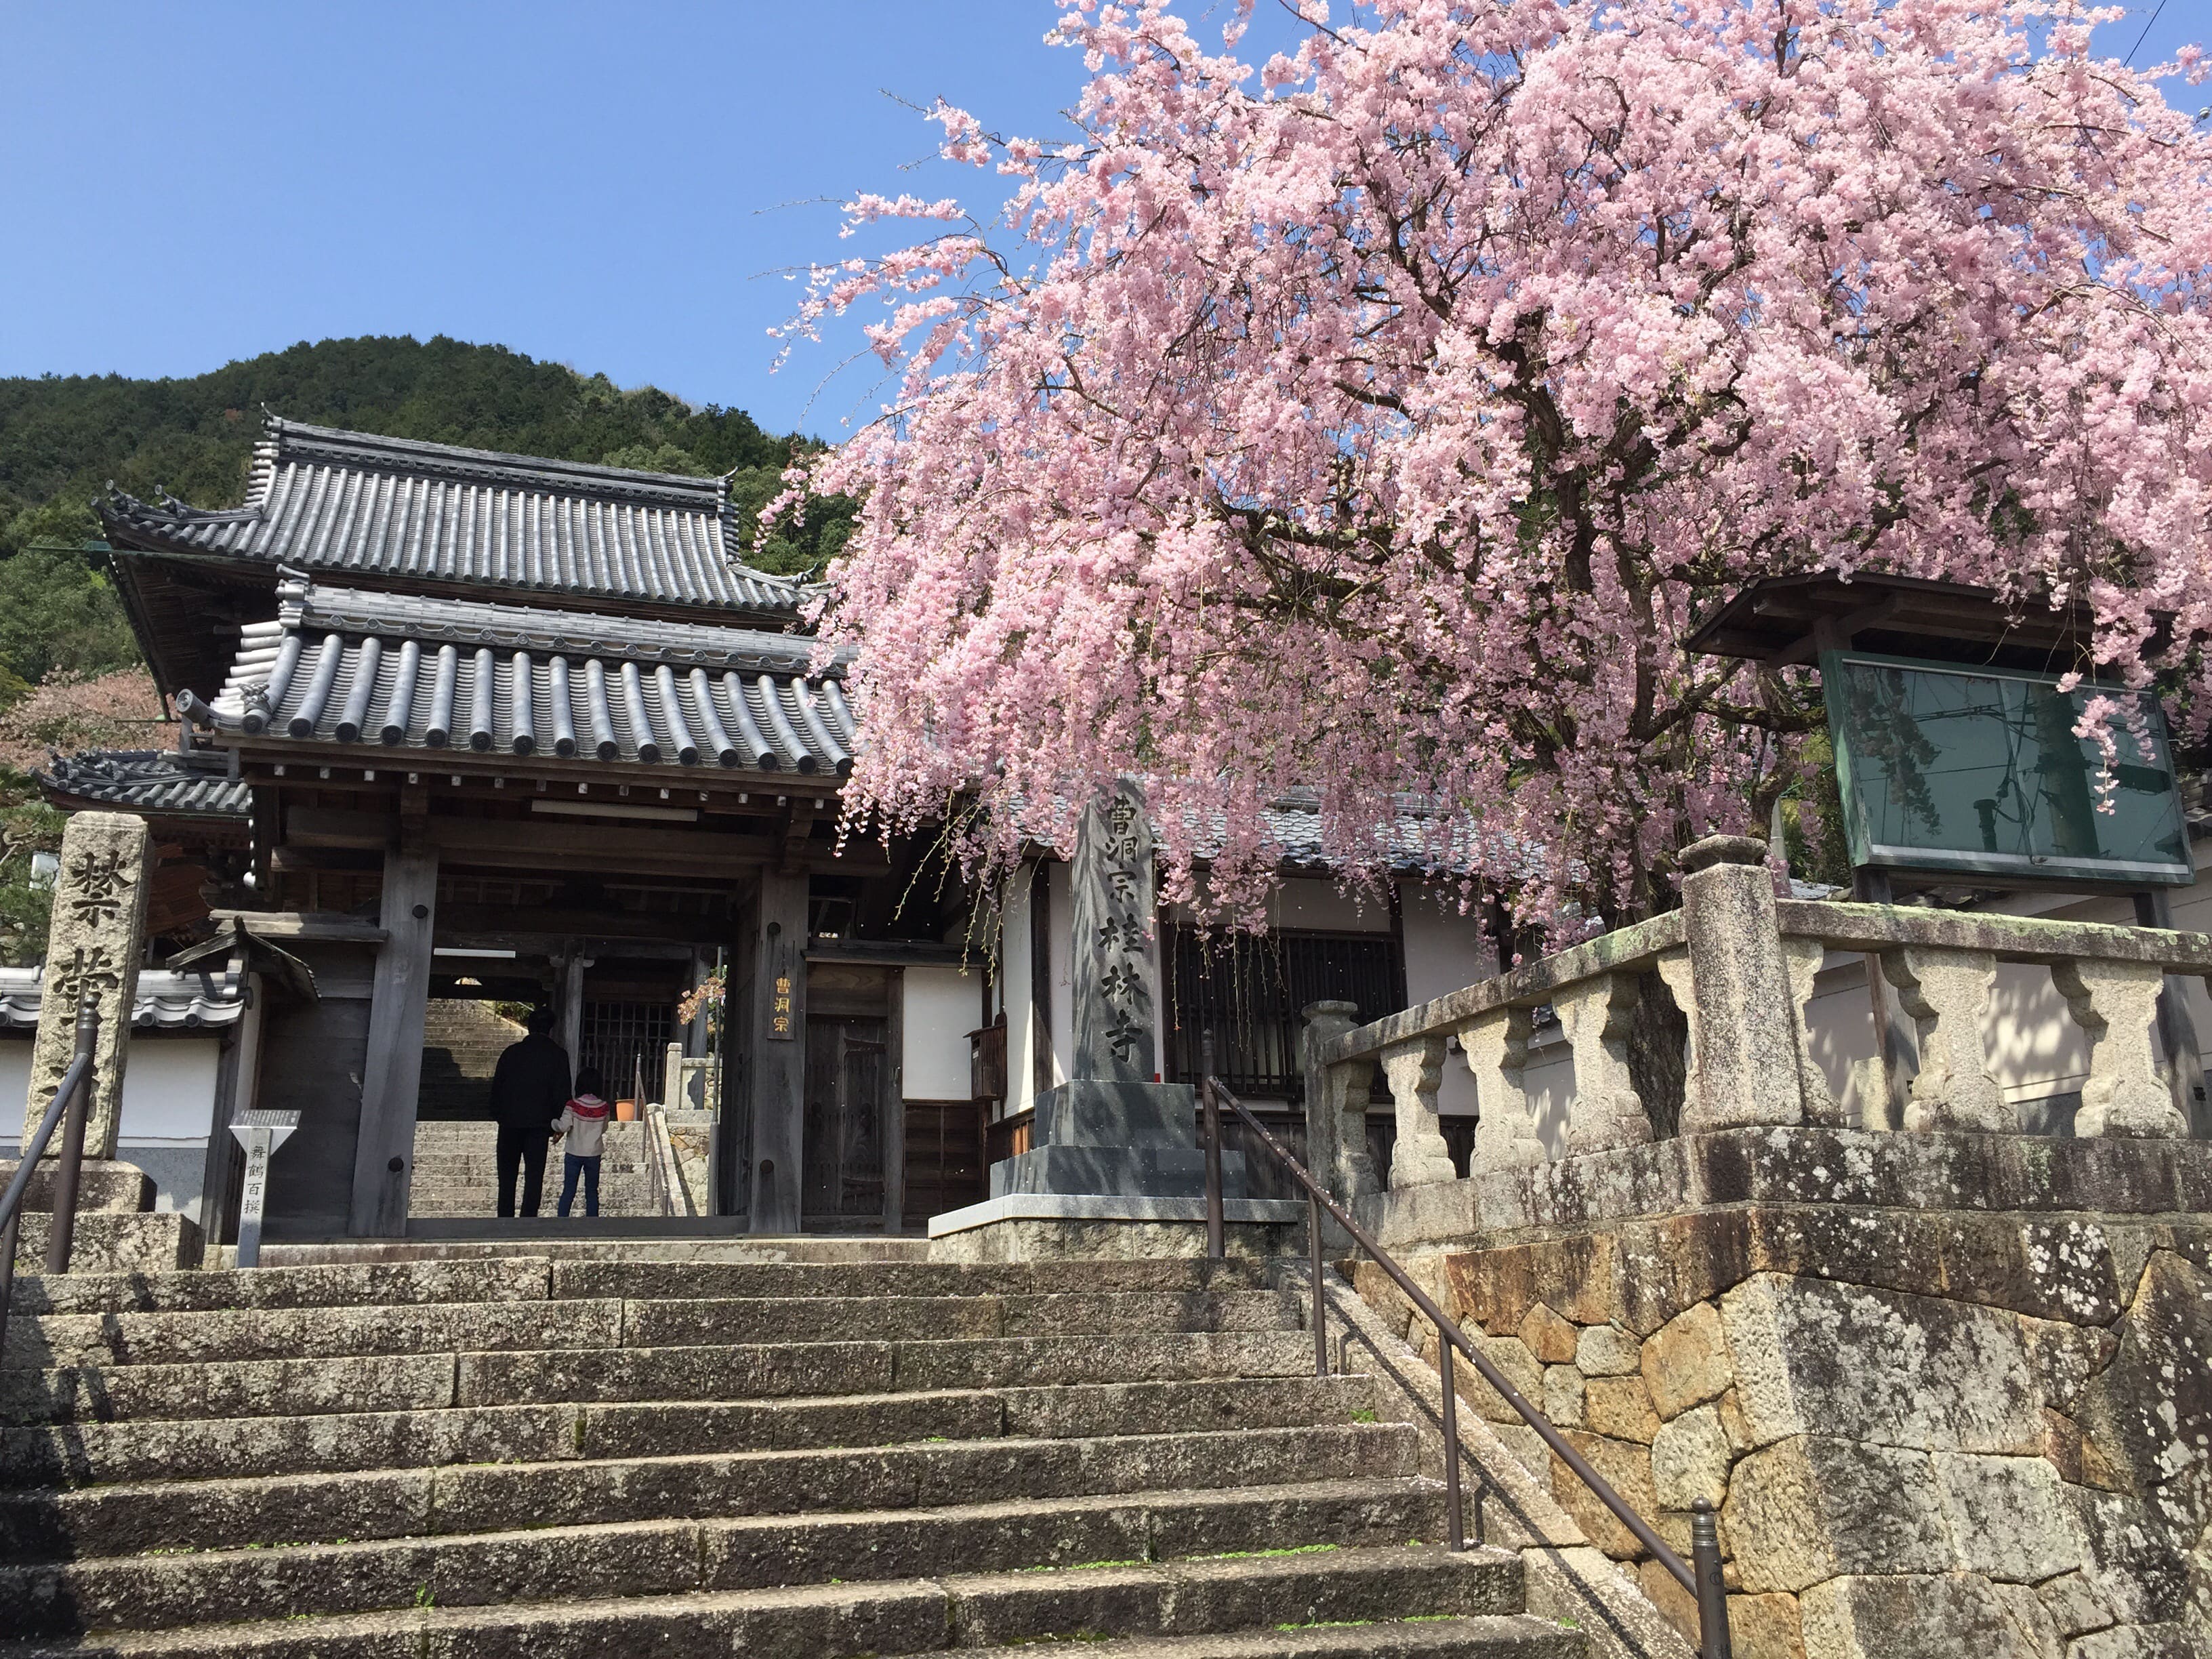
[430, 815, 769, 867]
[350, 848, 438, 1237]
[438, 929, 700, 960]
[421, 815, 886, 878]
[287, 807, 392, 849]
[435, 905, 727, 947]
[223, 741, 846, 807]
[270, 846, 384, 874]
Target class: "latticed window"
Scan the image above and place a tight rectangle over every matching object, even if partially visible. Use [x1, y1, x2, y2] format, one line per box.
[581, 1000, 676, 1103]
[1160, 926, 1407, 1101]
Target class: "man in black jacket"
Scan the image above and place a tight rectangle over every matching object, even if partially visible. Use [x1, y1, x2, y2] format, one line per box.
[489, 1006, 573, 1217]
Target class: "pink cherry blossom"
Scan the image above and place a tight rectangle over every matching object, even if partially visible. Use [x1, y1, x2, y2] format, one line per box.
[780, 0, 2212, 935]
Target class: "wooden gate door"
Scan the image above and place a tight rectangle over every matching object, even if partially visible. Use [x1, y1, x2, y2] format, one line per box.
[802, 1017, 888, 1225]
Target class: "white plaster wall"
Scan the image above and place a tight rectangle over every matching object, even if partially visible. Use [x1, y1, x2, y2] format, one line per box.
[4, 1036, 222, 1143]
[0, 1043, 30, 1128]
[903, 966, 980, 1101]
[1398, 880, 1489, 1118]
[117, 1039, 224, 1140]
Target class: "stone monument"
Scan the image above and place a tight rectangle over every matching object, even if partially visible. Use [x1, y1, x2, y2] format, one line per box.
[989, 779, 1246, 1201]
[21, 811, 150, 1158]
[2, 809, 190, 1273]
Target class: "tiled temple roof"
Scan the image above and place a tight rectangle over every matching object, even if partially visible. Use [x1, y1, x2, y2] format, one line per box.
[178, 577, 857, 777]
[0, 966, 245, 1030]
[37, 749, 251, 821]
[97, 415, 806, 622]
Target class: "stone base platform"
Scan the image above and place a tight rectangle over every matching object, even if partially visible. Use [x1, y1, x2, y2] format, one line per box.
[928, 1193, 1305, 1262]
[3, 1158, 186, 1274]
[0, 1159, 155, 1214]
[9, 1210, 199, 1274]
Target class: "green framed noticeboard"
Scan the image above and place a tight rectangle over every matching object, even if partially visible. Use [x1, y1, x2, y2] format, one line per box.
[1822, 651, 2193, 888]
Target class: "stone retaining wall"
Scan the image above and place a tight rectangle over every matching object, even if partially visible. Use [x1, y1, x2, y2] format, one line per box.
[1351, 1129, 2212, 1658]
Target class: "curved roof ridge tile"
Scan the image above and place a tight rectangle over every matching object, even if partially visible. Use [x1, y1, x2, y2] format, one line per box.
[97, 414, 808, 620]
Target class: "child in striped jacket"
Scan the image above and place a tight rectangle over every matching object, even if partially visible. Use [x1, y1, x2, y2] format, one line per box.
[552, 1069, 612, 1218]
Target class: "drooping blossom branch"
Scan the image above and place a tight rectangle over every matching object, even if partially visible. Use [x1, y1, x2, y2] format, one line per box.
[779, 0, 2212, 933]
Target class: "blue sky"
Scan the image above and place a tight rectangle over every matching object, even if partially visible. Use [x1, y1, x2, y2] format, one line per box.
[1, 0, 2205, 440]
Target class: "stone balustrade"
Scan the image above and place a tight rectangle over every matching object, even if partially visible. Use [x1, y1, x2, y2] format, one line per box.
[1309, 836, 2212, 1194]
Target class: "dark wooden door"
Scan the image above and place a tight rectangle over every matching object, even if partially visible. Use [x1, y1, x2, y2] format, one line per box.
[803, 1017, 888, 1223]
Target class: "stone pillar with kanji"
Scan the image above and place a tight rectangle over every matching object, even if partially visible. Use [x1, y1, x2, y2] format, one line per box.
[989, 778, 1248, 1202]
[22, 811, 151, 1158]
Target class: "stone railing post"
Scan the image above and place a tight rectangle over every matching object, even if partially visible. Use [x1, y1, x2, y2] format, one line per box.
[1301, 1001, 1380, 1203]
[2051, 959, 2189, 1139]
[1379, 1035, 1458, 1187]
[1460, 1005, 1544, 1171]
[1779, 937, 1844, 1126]
[1678, 834, 1805, 1134]
[1879, 945, 2008, 1132]
[1555, 971, 1652, 1152]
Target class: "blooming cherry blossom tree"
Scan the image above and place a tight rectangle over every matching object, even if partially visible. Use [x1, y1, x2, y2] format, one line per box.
[783, 0, 2212, 931]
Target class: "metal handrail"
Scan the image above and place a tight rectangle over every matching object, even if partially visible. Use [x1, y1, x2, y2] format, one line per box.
[0, 1001, 102, 1370]
[1198, 1065, 1732, 1659]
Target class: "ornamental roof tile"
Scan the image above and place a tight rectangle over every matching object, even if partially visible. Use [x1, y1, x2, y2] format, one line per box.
[37, 750, 251, 821]
[97, 415, 807, 621]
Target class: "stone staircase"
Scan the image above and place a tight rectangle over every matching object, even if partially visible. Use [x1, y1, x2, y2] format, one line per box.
[408, 1119, 657, 1218]
[0, 1245, 1587, 1658]
[415, 1001, 527, 1122]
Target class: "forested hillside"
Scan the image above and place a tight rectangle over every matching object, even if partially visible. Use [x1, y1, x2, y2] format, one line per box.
[0, 334, 856, 959]
[1, 332, 851, 575]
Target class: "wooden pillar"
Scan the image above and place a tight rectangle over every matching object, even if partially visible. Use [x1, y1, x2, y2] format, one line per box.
[350, 846, 437, 1236]
[747, 869, 807, 1233]
[884, 966, 905, 1235]
[195, 968, 263, 1260]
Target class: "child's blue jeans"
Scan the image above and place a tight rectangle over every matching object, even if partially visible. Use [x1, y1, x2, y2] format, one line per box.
[556, 1153, 600, 1218]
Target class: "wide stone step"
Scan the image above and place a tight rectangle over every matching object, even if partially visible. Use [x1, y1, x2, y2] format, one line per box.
[454, 1330, 1326, 1408]
[5, 1298, 627, 1370]
[549, 1255, 1275, 1302]
[238, 1235, 936, 1266]
[0, 1331, 1324, 1425]
[957, 1621, 1584, 1659]
[0, 1423, 1416, 1557]
[620, 1290, 1291, 1348]
[4, 1258, 556, 1317]
[0, 1374, 1378, 1487]
[0, 1477, 1448, 1633]
[4, 1254, 1269, 1317]
[0, 1542, 1525, 1658]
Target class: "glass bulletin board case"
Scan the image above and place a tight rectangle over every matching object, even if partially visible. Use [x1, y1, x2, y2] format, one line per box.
[1822, 651, 2194, 888]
